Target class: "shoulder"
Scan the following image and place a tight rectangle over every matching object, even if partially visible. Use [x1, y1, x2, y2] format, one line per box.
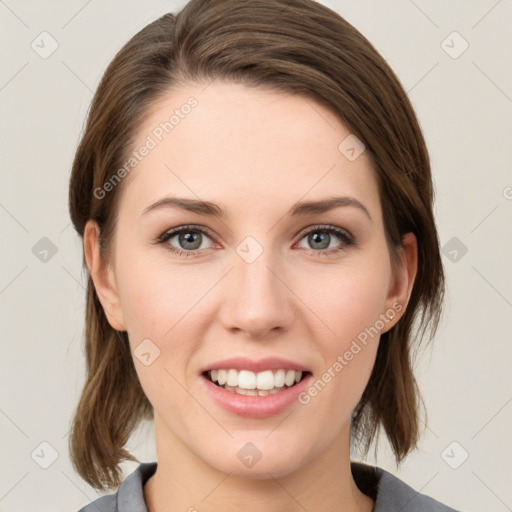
[351, 461, 463, 512]
[376, 468, 462, 511]
[75, 462, 157, 512]
[77, 493, 116, 512]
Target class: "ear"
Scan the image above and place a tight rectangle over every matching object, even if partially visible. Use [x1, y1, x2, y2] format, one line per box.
[83, 220, 127, 331]
[381, 232, 418, 333]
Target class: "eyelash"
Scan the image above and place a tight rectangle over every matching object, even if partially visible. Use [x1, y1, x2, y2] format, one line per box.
[154, 224, 356, 259]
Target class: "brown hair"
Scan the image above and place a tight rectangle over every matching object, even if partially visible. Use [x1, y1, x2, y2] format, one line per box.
[68, 0, 445, 491]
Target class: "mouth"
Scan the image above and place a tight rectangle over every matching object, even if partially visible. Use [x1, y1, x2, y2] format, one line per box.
[202, 369, 312, 397]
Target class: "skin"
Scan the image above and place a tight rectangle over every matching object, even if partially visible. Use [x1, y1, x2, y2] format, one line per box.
[84, 80, 417, 512]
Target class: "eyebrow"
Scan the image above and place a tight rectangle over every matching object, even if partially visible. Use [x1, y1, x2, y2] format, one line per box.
[141, 196, 372, 221]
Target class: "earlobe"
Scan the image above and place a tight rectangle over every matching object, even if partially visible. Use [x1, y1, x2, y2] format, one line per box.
[83, 220, 127, 331]
[381, 232, 418, 333]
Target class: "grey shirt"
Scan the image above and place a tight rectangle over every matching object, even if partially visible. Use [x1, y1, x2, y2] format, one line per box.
[77, 461, 461, 511]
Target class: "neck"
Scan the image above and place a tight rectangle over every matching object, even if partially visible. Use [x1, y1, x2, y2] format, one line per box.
[144, 415, 374, 512]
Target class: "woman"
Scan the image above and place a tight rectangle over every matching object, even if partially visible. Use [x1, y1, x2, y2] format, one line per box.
[68, 0, 460, 510]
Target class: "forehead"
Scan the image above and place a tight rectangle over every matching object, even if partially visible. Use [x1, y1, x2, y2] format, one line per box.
[120, 80, 381, 219]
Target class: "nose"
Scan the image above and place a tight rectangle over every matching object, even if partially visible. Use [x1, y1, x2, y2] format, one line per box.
[217, 246, 295, 340]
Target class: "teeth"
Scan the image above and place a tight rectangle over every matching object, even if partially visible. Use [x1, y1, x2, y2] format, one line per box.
[208, 368, 304, 390]
[222, 385, 283, 396]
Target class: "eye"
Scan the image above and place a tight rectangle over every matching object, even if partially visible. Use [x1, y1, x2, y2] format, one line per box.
[155, 224, 356, 258]
[295, 225, 355, 256]
[155, 225, 216, 257]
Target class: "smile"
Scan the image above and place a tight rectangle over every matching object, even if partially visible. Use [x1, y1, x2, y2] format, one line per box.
[204, 368, 309, 396]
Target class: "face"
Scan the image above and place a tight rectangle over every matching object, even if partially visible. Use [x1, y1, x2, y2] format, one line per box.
[86, 80, 416, 479]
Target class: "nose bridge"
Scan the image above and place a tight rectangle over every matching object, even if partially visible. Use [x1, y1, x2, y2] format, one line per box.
[237, 250, 280, 298]
[219, 237, 293, 338]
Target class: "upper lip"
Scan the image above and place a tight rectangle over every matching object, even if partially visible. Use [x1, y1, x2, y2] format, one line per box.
[200, 356, 311, 374]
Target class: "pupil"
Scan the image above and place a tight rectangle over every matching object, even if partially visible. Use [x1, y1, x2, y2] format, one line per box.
[310, 232, 329, 250]
[179, 231, 201, 250]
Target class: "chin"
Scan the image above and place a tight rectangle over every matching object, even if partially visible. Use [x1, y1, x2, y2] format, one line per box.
[200, 438, 310, 480]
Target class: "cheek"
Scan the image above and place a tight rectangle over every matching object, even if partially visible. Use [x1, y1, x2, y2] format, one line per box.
[299, 257, 391, 346]
[292, 301, 385, 454]
[114, 251, 208, 417]
[332, 273, 389, 341]
[115, 246, 206, 338]
[296, 256, 390, 404]
[296, 274, 387, 437]
[114, 248, 214, 402]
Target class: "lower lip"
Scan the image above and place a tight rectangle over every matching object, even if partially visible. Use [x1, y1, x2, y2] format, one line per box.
[200, 372, 313, 418]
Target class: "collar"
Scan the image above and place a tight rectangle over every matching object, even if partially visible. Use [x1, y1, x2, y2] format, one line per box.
[112, 461, 457, 512]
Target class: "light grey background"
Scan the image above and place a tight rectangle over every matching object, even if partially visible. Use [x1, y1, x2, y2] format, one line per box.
[1, 1, 511, 511]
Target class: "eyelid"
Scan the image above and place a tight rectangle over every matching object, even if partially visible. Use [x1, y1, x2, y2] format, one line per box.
[156, 223, 355, 256]
[294, 223, 353, 241]
[157, 224, 352, 244]
[155, 224, 218, 244]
